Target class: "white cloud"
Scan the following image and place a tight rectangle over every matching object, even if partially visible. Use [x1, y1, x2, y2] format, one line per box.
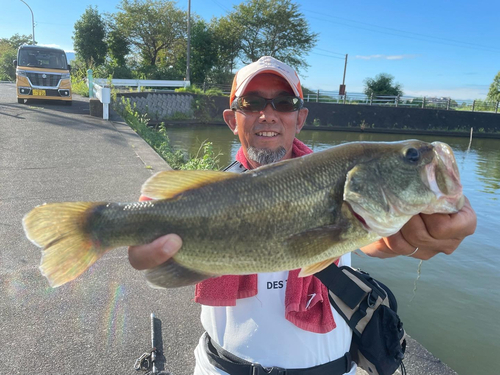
[355, 54, 417, 60]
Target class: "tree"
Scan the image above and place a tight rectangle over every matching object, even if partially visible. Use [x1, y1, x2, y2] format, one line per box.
[226, 0, 318, 73]
[0, 47, 16, 81]
[73, 6, 107, 66]
[107, 27, 130, 66]
[174, 19, 219, 84]
[114, 0, 185, 67]
[0, 34, 32, 80]
[207, 16, 242, 84]
[364, 73, 404, 97]
[487, 71, 500, 102]
[1, 33, 33, 49]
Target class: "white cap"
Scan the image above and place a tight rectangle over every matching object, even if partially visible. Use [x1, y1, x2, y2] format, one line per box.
[229, 56, 303, 105]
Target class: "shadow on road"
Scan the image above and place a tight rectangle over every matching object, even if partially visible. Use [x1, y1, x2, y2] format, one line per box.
[21, 96, 90, 116]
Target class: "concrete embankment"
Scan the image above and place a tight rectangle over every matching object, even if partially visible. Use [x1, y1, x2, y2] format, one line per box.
[116, 91, 500, 139]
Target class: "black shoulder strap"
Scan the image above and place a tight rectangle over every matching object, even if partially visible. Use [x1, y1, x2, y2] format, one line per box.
[315, 264, 367, 310]
[223, 160, 248, 174]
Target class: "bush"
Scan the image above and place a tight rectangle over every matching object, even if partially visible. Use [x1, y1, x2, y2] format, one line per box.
[175, 85, 224, 123]
[71, 77, 89, 97]
[0, 48, 16, 81]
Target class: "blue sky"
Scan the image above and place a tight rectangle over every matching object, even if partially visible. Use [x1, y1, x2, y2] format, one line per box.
[1, 0, 499, 100]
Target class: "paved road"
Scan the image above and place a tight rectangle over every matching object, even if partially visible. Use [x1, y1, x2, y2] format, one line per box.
[0, 83, 457, 375]
[0, 83, 203, 375]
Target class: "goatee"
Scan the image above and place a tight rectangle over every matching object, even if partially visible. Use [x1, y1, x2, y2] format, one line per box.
[247, 146, 287, 165]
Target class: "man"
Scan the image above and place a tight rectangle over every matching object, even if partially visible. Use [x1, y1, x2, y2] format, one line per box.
[129, 56, 477, 375]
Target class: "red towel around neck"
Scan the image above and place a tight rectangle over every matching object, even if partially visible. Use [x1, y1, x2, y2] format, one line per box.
[194, 138, 337, 334]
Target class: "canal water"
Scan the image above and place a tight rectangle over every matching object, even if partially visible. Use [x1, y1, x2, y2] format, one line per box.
[165, 125, 499, 375]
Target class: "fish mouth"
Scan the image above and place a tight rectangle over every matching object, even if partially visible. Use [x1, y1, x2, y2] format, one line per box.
[347, 202, 371, 230]
[423, 142, 464, 213]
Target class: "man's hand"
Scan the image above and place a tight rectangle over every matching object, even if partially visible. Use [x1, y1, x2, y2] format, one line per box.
[128, 234, 183, 270]
[360, 196, 476, 260]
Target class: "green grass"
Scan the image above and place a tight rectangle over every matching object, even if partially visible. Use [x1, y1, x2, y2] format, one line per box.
[71, 77, 89, 97]
[114, 96, 221, 170]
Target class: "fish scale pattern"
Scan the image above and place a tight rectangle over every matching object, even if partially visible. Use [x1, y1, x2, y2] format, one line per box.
[116, 93, 194, 121]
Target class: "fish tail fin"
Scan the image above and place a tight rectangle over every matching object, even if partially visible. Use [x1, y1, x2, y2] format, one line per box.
[23, 202, 106, 288]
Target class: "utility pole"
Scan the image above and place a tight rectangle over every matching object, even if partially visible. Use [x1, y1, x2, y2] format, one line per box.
[339, 54, 348, 96]
[186, 0, 191, 83]
[19, 0, 35, 44]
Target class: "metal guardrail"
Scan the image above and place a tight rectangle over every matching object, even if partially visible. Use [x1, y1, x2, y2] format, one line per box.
[94, 78, 191, 91]
[86, 69, 191, 120]
[92, 82, 111, 120]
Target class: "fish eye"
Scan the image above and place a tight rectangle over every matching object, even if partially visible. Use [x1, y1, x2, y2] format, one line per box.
[404, 147, 420, 163]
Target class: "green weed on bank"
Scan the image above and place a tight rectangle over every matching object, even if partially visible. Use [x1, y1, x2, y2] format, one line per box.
[114, 96, 221, 171]
[71, 77, 89, 97]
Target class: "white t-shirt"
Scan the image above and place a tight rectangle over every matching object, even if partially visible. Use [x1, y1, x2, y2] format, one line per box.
[194, 254, 356, 375]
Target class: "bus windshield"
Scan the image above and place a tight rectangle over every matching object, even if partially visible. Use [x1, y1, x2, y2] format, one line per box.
[18, 48, 68, 70]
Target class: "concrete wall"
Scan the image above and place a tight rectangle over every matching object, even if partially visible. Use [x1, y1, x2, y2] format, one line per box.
[302, 101, 500, 133]
[115, 92, 500, 135]
[115, 92, 195, 121]
[115, 92, 228, 123]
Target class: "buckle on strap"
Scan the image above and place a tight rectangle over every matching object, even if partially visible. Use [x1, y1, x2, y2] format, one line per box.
[251, 364, 287, 375]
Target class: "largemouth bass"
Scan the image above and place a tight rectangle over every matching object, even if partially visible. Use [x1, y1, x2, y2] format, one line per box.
[23, 140, 464, 289]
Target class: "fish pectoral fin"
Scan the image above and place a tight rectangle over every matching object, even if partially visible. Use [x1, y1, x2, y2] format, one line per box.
[144, 258, 215, 288]
[285, 224, 349, 277]
[141, 170, 239, 200]
[299, 258, 339, 277]
[285, 224, 347, 254]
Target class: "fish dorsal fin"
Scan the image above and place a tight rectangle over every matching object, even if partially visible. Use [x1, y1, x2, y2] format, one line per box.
[141, 170, 239, 199]
[299, 258, 339, 277]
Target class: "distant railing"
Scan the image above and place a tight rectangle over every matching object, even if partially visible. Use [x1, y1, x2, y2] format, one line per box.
[197, 82, 499, 114]
[302, 90, 499, 114]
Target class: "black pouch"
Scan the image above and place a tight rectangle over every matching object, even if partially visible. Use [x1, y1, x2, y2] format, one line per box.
[315, 265, 406, 375]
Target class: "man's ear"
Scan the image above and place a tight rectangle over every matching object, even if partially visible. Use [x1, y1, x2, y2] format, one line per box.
[296, 107, 309, 134]
[223, 109, 238, 134]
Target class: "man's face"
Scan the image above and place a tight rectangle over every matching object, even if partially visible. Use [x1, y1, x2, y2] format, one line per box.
[223, 73, 308, 169]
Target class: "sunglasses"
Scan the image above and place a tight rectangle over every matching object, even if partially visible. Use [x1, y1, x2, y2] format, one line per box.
[231, 95, 304, 113]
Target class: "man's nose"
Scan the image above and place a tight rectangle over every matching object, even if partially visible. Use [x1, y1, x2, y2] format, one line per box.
[258, 102, 278, 120]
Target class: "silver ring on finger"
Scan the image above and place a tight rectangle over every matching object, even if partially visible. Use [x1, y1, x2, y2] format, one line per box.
[407, 247, 418, 257]
[407, 247, 419, 257]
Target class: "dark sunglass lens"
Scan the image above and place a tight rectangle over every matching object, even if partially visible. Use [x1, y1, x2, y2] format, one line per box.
[274, 96, 300, 112]
[239, 96, 265, 111]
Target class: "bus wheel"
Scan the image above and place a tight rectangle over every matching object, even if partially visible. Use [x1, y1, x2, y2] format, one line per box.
[18, 99, 24, 104]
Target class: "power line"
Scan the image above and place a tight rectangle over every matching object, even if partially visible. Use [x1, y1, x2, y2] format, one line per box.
[304, 9, 500, 54]
[208, 0, 231, 13]
[314, 47, 346, 57]
[310, 51, 345, 60]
